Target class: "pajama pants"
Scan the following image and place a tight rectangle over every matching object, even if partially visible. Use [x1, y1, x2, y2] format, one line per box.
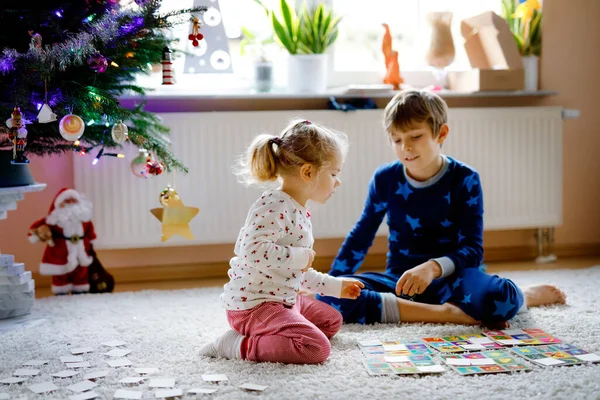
[316, 268, 524, 325]
[226, 295, 343, 364]
[51, 266, 89, 294]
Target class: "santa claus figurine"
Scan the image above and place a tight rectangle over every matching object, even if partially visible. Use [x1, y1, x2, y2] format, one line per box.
[28, 188, 96, 295]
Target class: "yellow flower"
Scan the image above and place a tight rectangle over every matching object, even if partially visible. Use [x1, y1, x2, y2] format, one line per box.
[513, 0, 541, 24]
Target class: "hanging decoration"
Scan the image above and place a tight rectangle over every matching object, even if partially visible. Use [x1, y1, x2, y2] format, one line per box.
[111, 120, 128, 143]
[59, 114, 85, 141]
[188, 16, 204, 47]
[150, 185, 199, 242]
[161, 47, 174, 85]
[87, 53, 108, 73]
[6, 106, 29, 164]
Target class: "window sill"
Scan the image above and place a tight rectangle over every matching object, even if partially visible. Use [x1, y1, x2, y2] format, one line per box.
[119, 88, 558, 113]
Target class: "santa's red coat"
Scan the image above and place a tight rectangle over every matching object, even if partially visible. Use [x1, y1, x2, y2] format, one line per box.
[28, 218, 96, 275]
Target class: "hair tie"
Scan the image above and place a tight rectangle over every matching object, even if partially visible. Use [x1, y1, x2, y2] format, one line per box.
[304, 120, 311, 125]
[269, 137, 283, 146]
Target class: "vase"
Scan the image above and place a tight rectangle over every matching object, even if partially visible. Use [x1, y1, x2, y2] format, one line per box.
[254, 60, 274, 92]
[0, 150, 35, 188]
[287, 54, 328, 93]
[522, 55, 539, 91]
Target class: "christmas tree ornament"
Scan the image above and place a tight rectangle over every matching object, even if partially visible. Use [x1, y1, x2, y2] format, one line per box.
[161, 47, 174, 85]
[188, 17, 204, 47]
[130, 148, 150, 178]
[111, 120, 128, 143]
[150, 185, 199, 242]
[146, 158, 165, 176]
[59, 114, 85, 141]
[28, 31, 42, 49]
[87, 53, 108, 73]
[8, 106, 29, 164]
[37, 103, 57, 123]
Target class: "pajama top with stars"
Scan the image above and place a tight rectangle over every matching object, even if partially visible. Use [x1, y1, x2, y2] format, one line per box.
[222, 190, 343, 311]
[330, 155, 484, 279]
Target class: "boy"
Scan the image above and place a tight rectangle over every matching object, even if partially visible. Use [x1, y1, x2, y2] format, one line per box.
[317, 90, 566, 325]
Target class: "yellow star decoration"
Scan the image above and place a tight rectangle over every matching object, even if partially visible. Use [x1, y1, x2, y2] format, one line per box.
[150, 186, 199, 242]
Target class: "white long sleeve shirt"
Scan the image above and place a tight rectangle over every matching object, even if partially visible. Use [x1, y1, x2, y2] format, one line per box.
[221, 190, 343, 311]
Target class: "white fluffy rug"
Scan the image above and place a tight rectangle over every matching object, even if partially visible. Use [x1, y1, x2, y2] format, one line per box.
[2, 267, 600, 400]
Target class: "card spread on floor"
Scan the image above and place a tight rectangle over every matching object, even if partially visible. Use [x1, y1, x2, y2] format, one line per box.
[66, 362, 91, 369]
[120, 377, 146, 384]
[22, 359, 49, 366]
[187, 388, 218, 394]
[107, 358, 133, 368]
[483, 328, 562, 346]
[511, 343, 600, 367]
[105, 348, 132, 357]
[102, 340, 126, 347]
[13, 369, 40, 376]
[362, 354, 446, 376]
[28, 381, 58, 394]
[148, 378, 176, 388]
[70, 347, 94, 355]
[114, 389, 143, 399]
[67, 380, 98, 393]
[61, 355, 84, 363]
[358, 339, 382, 347]
[69, 391, 99, 400]
[440, 350, 531, 375]
[240, 383, 268, 392]
[83, 370, 109, 380]
[359, 340, 433, 357]
[201, 374, 228, 382]
[134, 368, 159, 375]
[0, 377, 28, 384]
[423, 333, 503, 353]
[154, 388, 183, 398]
[51, 370, 81, 378]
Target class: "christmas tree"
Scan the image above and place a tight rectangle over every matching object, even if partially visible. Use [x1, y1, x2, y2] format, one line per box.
[0, 0, 207, 172]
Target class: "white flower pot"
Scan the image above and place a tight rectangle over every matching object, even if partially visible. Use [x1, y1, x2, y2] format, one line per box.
[522, 55, 539, 91]
[287, 54, 328, 93]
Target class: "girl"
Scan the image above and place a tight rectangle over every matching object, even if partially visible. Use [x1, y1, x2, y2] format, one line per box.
[200, 119, 364, 364]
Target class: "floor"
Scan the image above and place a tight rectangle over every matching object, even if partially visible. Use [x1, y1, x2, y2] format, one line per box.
[34, 256, 600, 298]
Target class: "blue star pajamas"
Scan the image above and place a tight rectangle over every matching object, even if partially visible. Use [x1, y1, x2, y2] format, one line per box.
[317, 156, 524, 324]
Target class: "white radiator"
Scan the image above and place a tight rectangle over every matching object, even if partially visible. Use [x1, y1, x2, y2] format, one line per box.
[74, 107, 563, 249]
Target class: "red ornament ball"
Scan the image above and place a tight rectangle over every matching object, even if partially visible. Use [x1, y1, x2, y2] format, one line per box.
[192, 40, 199, 47]
[196, 33, 204, 40]
[188, 34, 195, 40]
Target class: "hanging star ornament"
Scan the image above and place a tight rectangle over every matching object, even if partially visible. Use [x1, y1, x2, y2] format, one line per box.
[150, 186, 199, 242]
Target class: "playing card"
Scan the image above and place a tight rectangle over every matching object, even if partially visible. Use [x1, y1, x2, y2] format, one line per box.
[113, 389, 143, 399]
[445, 358, 471, 366]
[119, 377, 145, 384]
[66, 362, 91, 369]
[187, 388, 217, 394]
[134, 368, 159, 375]
[537, 357, 565, 366]
[28, 381, 58, 394]
[154, 388, 183, 398]
[51, 370, 81, 378]
[70, 347, 94, 355]
[201, 374, 228, 382]
[470, 358, 496, 366]
[0, 377, 27, 384]
[67, 380, 98, 393]
[13, 369, 40, 376]
[358, 339, 381, 347]
[240, 383, 268, 392]
[576, 353, 600, 362]
[106, 358, 132, 368]
[61, 356, 84, 363]
[148, 378, 175, 388]
[21, 360, 49, 366]
[461, 344, 486, 350]
[69, 391, 99, 400]
[416, 365, 446, 373]
[105, 349, 132, 357]
[83, 370, 109, 380]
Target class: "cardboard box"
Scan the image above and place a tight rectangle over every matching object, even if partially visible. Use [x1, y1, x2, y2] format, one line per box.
[448, 11, 524, 91]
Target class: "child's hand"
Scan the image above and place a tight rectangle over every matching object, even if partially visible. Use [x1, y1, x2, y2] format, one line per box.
[302, 249, 316, 272]
[341, 279, 365, 299]
[396, 261, 441, 297]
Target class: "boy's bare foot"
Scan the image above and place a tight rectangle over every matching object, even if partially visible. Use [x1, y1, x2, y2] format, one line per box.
[442, 303, 480, 325]
[524, 284, 567, 307]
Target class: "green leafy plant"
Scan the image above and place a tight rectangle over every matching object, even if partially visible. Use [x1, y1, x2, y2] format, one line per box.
[253, 0, 341, 55]
[239, 27, 275, 61]
[501, 0, 542, 56]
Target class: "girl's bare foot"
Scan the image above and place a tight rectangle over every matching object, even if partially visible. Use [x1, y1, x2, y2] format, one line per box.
[442, 303, 480, 325]
[524, 284, 567, 307]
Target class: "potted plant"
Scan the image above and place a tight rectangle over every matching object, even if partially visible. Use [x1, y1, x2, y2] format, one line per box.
[255, 0, 341, 93]
[501, 0, 542, 90]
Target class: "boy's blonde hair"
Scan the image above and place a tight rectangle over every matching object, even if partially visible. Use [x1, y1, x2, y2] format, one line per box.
[236, 119, 348, 186]
[383, 89, 448, 137]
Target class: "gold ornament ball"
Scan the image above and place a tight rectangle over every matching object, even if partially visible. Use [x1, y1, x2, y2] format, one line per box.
[59, 114, 85, 141]
[111, 120, 129, 143]
[159, 186, 181, 207]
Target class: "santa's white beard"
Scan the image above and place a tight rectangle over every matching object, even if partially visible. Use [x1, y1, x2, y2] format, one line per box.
[46, 201, 93, 237]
